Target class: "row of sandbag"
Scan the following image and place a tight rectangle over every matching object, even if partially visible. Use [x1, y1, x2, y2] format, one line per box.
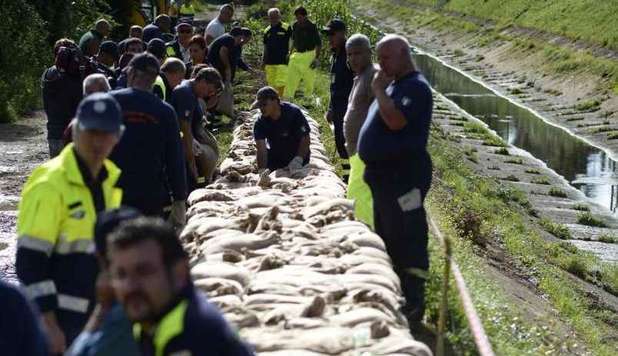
[181, 111, 432, 356]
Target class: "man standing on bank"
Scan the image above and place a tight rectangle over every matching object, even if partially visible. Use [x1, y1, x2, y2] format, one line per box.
[262, 8, 291, 97]
[16, 93, 124, 353]
[322, 19, 354, 180]
[357, 34, 433, 326]
[252, 86, 311, 171]
[284, 6, 322, 100]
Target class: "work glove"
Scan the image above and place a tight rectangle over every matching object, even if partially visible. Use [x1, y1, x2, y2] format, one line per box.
[287, 156, 304, 171]
[310, 58, 320, 69]
[169, 200, 187, 228]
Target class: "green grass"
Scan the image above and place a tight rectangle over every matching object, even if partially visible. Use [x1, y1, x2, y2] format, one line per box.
[548, 187, 568, 198]
[572, 204, 590, 212]
[576, 212, 608, 228]
[425, 127, 618, 354]
[525, 168, 540, 175]
[539, 218, 572, 240]
[531, 177, 551, 185]
[599, 234, 617, 244]
[504, 157, 523, 164]
[607, 132, 618, 140]
[503, 174, 520, 182]
[494, 147, 510, 155]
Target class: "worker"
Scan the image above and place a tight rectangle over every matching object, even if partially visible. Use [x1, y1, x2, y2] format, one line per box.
[67, 208, 142, 356]
[16, 93, 124, 353]
[166, 22, 193, 63]
[153, 58, 187, 102]
[170, 67, 224, 188]
[94, 41, 119, 79]
[357, 34, 433, 327]
[283, 6, 321, 99]
[0, 280, 49, 356]
[343, 34, 377, 228]
[322, 19, 354, 181]
[79, 19, 111, 57]
[107, 217, 254, 355]
[146, 38, 167, 64]
[262, 8, 291, 97]
[252, 86, 311, 171]
[177, 0, 196, 25]
[186, 35, 209, 79]
[129, 25, 143, 40]
[207, 27, 244, 119]
[42, 39, 84, 157]
[234, 28, 255, 79]
[205, 3, 235, 45]
[108, 53, 187, 227]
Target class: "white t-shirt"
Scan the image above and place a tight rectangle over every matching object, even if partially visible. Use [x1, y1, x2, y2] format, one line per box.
[205, 18, 225, 42]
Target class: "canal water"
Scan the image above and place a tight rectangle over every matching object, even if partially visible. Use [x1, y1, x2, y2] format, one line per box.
[413, 53, 617, 212]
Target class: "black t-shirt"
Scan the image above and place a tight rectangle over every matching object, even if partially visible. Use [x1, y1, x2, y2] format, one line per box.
[358, 71, 433, 174]
[207, 34, 236, 78]
[291, 20, 321, 53]
[329, 46, 354, 114]
[74, 148, 107, 213]
[253, 102, 311, 168]
[263, 22, 291, 65]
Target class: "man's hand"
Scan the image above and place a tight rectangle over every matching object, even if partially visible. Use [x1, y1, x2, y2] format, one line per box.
[287, 156, 304, 171]
[310, 58, 320, 69]
[372, 69, 393, 95]
[169, 200, 187, 228]
[42, 312, 66, 354]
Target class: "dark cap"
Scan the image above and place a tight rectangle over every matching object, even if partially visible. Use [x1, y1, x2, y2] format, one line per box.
[230, 27, 243, 37]
[94, 207, 141, 257]
[240, 27, 252, 37]
[99, 40, 119, 60]
[147, 38, 166, 60]
[76, 93, 123, 133]
[322, 19, 346, 34]
[128, 52, 160, 75]
[250, 86, 279, 110]
[176, 22, 192, 30]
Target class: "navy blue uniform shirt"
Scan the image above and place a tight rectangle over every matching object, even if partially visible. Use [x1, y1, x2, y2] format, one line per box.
[110, 88, 187, 214]
[329, 46, 354, 115]
[170, 80, 201, 124]
[263, 22, 291, 65]
[358, 71, 433, 172]
[254, 102, 311, 169]
[207, 34, 237, 79]
[0, 281, 48, 356]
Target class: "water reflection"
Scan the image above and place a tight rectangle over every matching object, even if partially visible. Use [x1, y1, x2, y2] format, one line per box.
[414, 54, 617, 212]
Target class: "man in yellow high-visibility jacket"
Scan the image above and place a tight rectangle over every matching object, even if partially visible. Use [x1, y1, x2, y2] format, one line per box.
[284, 6, 322, 100]
[16, 93, 124, 354]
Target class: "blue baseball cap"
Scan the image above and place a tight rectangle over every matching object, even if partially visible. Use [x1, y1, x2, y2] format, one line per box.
[76, 92, 123, 133]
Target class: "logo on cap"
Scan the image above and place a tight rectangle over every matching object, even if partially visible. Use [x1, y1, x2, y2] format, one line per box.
[94, 101, 107, 114]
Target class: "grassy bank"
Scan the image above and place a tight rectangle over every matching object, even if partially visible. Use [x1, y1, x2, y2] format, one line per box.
[354, 0, 618, 95]
[406, 0, 618, 52]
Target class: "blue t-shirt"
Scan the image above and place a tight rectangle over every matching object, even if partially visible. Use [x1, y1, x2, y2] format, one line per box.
[0, 281, 48, 356]
[358, 71, 433, 168]
[169, 80, 201, 124]
[253, 102, 311, 169]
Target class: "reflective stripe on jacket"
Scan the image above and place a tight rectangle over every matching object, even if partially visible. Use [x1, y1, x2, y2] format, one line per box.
[16, 144, 122, 314]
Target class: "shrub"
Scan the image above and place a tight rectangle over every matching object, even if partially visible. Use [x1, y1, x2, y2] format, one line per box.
[548, 187, 568, 198]
[577, 212, 608, 228]
[0, 0, 48, 122]
[539, 218, 571, 240]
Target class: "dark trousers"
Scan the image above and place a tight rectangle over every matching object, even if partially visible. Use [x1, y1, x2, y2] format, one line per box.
[332, 111, 348, 160]
[365, 167, 431, 322]
[57, 309, 88, 347]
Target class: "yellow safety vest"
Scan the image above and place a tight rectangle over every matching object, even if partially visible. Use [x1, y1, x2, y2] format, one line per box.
[154, 75, 167, 101]
[133, 300, 189, 356]
[17, 144, 122, 257]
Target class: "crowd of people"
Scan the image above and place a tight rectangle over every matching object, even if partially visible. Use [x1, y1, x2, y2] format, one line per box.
[3, 2, 434, 355]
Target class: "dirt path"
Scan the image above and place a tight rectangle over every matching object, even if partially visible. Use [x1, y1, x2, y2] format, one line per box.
[0, 112, 48, 283]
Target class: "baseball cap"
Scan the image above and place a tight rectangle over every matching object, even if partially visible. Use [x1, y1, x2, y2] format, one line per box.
[147, 38, 167, 60]
[322, 19, 346, 34]
[128, 52, 160, 75]
[99, 40, 119, 60]
[94, 207, 141, 257]
[250, 86, 279, 110]
[76, 92, 123, 133]
[230, 27, 243, 37]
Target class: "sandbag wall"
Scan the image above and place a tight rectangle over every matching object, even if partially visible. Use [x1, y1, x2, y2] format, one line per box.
[181, 110, 432, 356]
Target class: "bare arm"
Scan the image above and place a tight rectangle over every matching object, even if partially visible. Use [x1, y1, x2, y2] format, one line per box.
[256, 139, 268, 169]
[372, 70, 407, 131]
[296, 135, 310, 158]
[205, 34, 215, 46]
